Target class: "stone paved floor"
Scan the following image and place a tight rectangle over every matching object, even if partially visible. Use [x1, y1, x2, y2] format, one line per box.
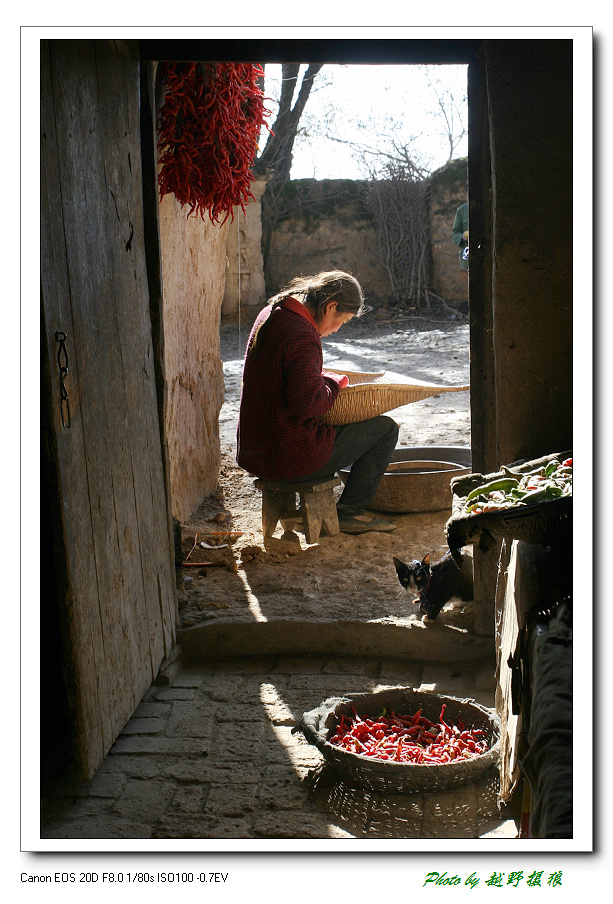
[40, 654, 518, 841]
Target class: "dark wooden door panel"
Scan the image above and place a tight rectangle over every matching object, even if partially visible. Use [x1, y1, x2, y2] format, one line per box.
[41, 39, 175, 778]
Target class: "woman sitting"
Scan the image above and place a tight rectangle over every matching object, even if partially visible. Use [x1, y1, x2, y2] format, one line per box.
[237, 270, 399, 533]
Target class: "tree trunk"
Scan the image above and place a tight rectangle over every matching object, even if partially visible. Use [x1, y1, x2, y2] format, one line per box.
[255, 63, 323, 179]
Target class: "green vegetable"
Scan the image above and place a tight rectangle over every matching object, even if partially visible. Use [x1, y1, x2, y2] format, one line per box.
[515, 485, 563, 504]
[463, 458, 572, 514]
[465, 477, 519, 504]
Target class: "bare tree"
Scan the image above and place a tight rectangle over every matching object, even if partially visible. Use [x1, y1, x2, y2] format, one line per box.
[328, 67, 466, 311]
[363, 153, 433, 310]
[293, 64, 467, 178]
[254, 64, 324, 180]
[418, 65, 468, 164]
[255, 64, 324, 290]
[254, 64, 466, 304]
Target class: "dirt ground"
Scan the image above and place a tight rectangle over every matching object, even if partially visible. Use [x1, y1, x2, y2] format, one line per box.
[177, 309, 472, 633]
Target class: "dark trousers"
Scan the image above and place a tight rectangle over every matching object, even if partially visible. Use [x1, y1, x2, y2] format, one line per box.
[295, 415, 399, 516]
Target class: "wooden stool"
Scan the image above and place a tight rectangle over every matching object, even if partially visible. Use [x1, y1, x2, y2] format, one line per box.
[254, 476, 341, 544]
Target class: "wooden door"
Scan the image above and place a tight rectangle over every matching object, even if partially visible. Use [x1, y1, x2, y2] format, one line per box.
[466, 60, 499, 638]
[40, 39, 176, 779]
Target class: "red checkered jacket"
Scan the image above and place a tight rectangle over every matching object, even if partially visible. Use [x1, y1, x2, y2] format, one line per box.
[236, 298, 344, 479]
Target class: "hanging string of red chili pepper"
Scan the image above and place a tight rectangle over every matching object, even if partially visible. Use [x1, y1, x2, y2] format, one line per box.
[157, 61, 272, 225]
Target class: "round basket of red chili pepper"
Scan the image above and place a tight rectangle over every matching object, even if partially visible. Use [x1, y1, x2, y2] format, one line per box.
[297, 687, 500, 794]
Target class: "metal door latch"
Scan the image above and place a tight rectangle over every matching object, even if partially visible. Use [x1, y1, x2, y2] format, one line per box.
[55, 331, 71, 429]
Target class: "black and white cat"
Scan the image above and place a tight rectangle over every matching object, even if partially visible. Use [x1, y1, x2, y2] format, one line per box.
[393, 550, 473, 621]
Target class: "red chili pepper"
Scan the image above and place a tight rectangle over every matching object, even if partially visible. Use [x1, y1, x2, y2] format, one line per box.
[328, 706, 489, 765]
[157, 62, 271, 223]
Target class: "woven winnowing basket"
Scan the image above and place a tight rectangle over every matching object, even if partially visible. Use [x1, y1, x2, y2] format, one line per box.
[298, 687, 500, 794]
[322, 370, 470, 426]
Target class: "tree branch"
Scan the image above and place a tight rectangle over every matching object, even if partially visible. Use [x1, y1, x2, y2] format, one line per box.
[255, 63, 323, 179]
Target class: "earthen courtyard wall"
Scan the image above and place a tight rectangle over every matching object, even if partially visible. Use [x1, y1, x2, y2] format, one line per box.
[222, 164, 469, 318]
[158, 195, 229, 521]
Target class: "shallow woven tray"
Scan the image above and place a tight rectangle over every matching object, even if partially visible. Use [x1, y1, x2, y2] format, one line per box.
[297, 687, 500, 794]
[322, 369, 470, 426]
[445, 451, 572, 557]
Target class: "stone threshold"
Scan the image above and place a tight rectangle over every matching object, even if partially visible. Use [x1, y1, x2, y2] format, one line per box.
[176, 616, 495, 666]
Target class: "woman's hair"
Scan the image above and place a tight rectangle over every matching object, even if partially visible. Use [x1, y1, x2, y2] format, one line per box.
[246, 270, 365, 359]
[268, 270, 366, 321]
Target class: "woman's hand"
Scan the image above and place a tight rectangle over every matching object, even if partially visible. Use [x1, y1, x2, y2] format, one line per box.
[323, 370, 349, 388]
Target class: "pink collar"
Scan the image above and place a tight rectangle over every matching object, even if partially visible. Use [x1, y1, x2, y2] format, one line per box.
[281, 296, 319, 332]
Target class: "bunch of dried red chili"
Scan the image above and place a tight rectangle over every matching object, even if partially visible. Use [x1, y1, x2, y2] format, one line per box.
[157, 61, 271, 224]
[329, 704, 489, 764]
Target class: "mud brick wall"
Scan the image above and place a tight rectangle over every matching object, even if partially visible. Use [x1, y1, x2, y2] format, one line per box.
[265, 180, 393, 305]
[223, 169, 469, 317]
[429, 158, 470, 304]
[159, 195, 229, 521]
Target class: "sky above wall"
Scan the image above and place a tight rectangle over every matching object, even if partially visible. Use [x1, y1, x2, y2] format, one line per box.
[259, 63, 469, 180]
